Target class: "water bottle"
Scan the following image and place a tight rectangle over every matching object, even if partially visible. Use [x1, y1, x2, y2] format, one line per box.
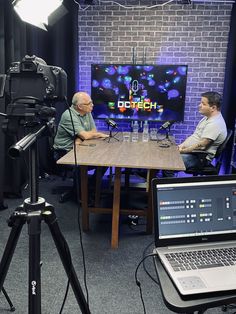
[142, 121, 149, 142]
[132, 121, 139, 142]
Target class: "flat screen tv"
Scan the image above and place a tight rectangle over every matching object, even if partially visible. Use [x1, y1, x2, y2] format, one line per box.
[91, 64, 188, 122]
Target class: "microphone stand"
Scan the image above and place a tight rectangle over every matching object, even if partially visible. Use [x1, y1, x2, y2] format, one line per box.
[104, 125, 119, 143]
[157, 126, 173, 147]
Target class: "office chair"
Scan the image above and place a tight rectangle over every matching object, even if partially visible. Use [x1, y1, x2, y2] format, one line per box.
[185, 129, 233, 176]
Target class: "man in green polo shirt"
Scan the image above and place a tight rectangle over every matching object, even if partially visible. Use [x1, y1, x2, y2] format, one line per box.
[54, 91, 108, 153]
[53, 92, 108, 203]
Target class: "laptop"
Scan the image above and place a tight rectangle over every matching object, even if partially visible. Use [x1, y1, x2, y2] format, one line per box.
[152, 174, 236, 296]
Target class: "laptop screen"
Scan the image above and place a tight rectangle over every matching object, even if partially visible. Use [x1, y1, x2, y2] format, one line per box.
[152, 175, 236, 246]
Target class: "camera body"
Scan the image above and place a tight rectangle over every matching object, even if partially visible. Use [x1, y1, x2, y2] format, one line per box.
[5, 55, 67, 102]
[1, 55, 67, 135]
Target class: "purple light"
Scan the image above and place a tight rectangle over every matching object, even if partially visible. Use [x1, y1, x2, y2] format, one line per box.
[117, 66, 130, 75]
[158, 85, 167, 92]
[166, 69, 174, 75]
[105, 66, 116, 75]
[143, 66, 154, 72]
[92, 79, 99, 88]
[148, 79, 155, 86]
[168, 89, 179, 99]
[102, 78, 112, 89]
[177, 66, 187, 76]
[173, 76, 180, 84]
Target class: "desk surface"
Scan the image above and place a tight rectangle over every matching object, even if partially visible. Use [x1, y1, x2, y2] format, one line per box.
[57, 135, 185, 171]
[57, 134, 185, 248]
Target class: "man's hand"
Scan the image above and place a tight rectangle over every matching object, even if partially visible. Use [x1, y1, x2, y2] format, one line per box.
[178, 138, 212, 154]
[97, 132, 109, 138]
[178, 144, 187, 152]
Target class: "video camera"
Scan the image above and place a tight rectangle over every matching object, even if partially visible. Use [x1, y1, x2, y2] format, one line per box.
[0, 55, 67, 134]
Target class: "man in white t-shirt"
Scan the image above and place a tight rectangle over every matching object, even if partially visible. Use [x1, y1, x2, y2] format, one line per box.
[179, 91, 227, 170]
[163, 91, 227, 176]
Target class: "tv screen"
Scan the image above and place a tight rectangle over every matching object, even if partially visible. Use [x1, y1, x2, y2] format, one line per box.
[91, 64, 188, 122]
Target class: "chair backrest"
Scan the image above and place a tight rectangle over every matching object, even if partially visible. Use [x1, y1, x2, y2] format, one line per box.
[213, 128, 233, 173]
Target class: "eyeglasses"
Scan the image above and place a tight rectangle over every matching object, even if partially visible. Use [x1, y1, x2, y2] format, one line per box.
[81, 101, 93, 107]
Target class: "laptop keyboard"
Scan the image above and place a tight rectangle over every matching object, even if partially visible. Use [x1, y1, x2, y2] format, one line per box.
[165, 247, 236, 272]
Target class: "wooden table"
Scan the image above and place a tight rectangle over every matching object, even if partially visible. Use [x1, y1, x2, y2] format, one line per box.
[57, 134, 185, 248]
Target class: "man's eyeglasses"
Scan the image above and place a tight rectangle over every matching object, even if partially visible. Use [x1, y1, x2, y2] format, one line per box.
[82, 101, 93, 107]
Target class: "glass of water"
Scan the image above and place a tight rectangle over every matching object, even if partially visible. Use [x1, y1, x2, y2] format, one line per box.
[150, 128, 157, 140]
[123, 132, 130, 142]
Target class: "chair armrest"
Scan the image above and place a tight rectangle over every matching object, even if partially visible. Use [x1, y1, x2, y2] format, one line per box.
[189, 150, 208, 156]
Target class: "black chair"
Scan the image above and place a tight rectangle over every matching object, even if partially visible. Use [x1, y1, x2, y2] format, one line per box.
[51, 149, 77, 203]
[185, 129, 233, 176]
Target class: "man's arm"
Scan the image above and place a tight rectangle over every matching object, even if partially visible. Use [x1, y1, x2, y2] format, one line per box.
[79, 129, 109, 140]
[178, 138, 212, 153]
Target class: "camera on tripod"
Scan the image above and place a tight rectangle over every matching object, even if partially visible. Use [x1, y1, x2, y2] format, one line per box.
[0, 54, 67, 135]
[0, 57, 91, 313]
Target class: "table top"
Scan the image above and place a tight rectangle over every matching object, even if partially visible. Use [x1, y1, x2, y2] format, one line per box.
[57, 133, 185, 171]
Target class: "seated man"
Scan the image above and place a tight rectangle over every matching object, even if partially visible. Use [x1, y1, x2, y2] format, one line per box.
[53, 91, 109, 191]
[163, 91, 227, 176]
[54, 91, 108, 153]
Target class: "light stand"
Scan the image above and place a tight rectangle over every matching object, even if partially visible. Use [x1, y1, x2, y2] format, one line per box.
[0, 124, 90, 314]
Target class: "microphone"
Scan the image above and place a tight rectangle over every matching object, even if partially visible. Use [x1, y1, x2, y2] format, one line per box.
[159, 120, 175, 131]
[105, 118, 118, 129]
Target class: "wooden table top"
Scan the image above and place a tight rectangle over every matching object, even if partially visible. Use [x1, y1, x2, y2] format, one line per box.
[57, 133, 185, 171]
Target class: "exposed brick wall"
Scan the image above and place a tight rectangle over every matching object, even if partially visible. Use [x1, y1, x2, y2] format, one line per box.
[77, 1, 233, 143]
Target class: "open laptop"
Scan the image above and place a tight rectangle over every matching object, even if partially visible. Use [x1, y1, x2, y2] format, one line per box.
[152, 174, 236, 296]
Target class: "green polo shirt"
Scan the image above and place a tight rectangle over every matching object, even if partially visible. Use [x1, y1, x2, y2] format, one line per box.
[53, 106, 96, 151]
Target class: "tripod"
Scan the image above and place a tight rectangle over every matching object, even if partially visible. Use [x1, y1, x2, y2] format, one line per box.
[0, 126, 90, 314]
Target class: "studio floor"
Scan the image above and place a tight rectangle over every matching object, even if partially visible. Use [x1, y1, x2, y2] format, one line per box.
[0, 174, 233, 314]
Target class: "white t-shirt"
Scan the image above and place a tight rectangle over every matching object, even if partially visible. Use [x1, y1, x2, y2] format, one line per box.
[183, 113, 227, 161]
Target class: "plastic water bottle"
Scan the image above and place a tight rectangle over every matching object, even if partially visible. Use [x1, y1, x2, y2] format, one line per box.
[142, 121, 149, 142]
[131, 121, 139, 142]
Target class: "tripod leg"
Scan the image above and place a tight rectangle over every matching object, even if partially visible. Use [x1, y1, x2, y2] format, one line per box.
[43, 207, 90, 314]
[28, 213, 42, 314]
[0, 212, 25, 291]
[2, 287, 15, 312]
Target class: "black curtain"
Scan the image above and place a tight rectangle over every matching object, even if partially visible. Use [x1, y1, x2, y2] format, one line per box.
[222, 3, 236, 174]
[0, 0, 78, 205]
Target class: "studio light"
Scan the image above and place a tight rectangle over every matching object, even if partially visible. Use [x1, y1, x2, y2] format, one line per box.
[13, 0, 64, 31]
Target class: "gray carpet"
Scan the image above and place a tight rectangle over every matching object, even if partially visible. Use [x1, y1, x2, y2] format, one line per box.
[0, 176, 232, 313]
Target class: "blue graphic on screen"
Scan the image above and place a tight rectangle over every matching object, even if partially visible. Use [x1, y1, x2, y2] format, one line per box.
[91, 64, 188, 122]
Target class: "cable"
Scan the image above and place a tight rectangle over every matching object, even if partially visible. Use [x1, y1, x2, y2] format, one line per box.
[134, 252, 158, 314]
[97, 0, 175, 9]
[73, 0, 91, 11]
[66, 98, 90, 307]
[74, 0, 175, 10]
[142, 241, 160, 286]
[57, 98, 90, 313]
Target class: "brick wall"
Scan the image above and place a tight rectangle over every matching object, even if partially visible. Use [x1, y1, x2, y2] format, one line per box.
[77, 1, 233, 143]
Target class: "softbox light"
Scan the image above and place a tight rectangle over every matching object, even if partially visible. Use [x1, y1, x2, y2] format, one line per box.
[13, 0, 65, 31]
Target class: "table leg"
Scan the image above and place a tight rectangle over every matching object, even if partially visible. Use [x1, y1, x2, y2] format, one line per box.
[146, 169, 155, 234]
[81, 166, 89, 231]
[111, 167, 121, 249]
[94, 167, 102, 207]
